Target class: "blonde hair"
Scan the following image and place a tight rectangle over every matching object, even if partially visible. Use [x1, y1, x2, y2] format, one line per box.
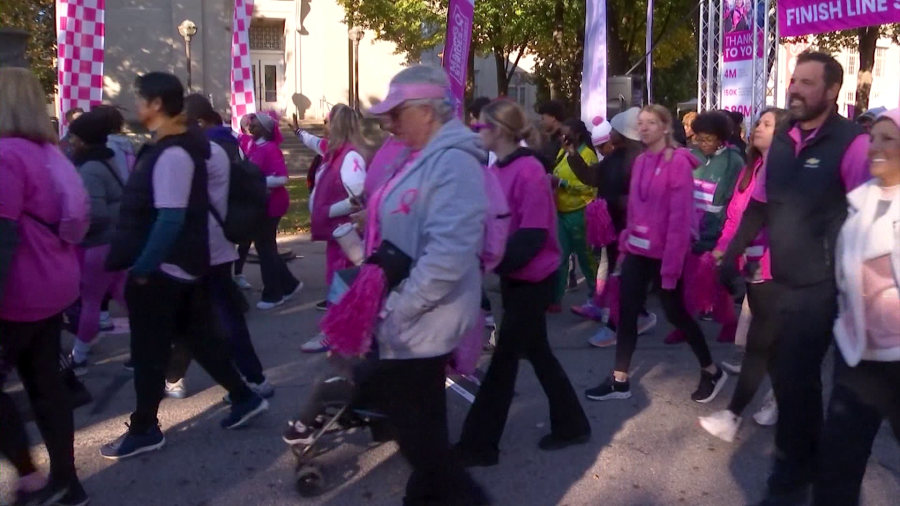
[481, 99, 542, 149]
[641, 104, 675, 148]
[327, 103, 379, 160]
[0, 68, 57, 144]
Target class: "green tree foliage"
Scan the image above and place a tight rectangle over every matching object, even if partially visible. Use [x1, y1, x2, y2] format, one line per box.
[791, 24, 900, 115]
[2, 0, 57, 98]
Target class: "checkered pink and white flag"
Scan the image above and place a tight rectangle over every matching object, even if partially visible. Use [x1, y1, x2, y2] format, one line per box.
[231, 0, 257, 132]
[56, 0, 105, 132]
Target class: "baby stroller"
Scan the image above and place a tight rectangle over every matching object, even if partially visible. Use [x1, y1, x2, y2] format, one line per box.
[287, 359, 393, 497]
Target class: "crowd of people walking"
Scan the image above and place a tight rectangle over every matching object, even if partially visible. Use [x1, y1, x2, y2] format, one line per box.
[0, 49, 897, 506]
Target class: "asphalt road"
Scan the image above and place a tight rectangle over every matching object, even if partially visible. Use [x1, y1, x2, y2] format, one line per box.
[2, 237, 898, 506]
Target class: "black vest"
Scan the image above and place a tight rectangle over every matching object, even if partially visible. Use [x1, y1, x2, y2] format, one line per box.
[765, 113, 863, 287]
[105, 130, 211, 277]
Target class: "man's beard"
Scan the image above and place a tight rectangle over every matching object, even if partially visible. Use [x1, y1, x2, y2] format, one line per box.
[789, 95, 832, 122]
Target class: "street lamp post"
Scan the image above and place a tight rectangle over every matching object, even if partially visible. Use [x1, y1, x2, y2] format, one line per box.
[349, 27, 365, 112]
[178, 20, 198, 91]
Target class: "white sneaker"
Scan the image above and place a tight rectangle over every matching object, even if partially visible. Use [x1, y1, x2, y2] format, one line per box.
[233, 275, 252, 290]
[753, 390, 778, 426]
[256, 298, 285, 310]
[300, 333, 330, 353]
[284, 281, 304, 301]
[484, 314, 496, 329]
[637, 312, 657, 335]
[99, 311, 115, 332]
[588, 326, 617, 348]
[699, 409, 742, 443]
[165, 379, 187, 399]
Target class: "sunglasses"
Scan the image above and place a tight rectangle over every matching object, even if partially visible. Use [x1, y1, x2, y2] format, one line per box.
[470, 122, 494, 133]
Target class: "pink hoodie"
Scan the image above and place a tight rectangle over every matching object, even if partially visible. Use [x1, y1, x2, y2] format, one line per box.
[622, 147, 699, 289]
[243, 136, 290, 217]
[715, 158, 771, 281]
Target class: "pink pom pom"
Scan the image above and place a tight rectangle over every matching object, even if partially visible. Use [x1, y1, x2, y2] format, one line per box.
[682, 252, 719, 316]
[585, 199, 617, 249]
[592, 116, 604, 126]
[320, 264, 387, 357]
[448, 312, 484, 376]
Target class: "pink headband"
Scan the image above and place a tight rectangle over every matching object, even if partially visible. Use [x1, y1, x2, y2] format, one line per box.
[369, 83, 449, 115]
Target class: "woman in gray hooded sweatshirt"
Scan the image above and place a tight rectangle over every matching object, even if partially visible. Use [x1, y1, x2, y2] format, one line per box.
[361, 65, 492, 505]
[67, 110, 127, 374]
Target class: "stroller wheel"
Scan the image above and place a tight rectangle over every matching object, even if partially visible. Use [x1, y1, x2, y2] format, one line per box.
[295, 465, 325, 497]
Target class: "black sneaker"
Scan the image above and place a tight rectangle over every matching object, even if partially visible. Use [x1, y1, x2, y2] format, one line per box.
[315, 299, 328, 311]
[221, 394, 269, 429]
[538, 432, 591, 451]
[12, 481, 67, 506]
[282, 420, 316, 445]
[55, 481, 89, 506]
[585, 375, 631, 401]
[452, 443, 500, 468]
[692, 367, 729, 403]
[748, 488, 810, 506]
[100, 424, 165, 460]
[122, 358, 134, 372]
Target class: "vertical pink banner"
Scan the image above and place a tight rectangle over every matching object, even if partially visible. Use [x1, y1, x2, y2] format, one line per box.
[56, 0, 106, 133]
[231, 0, 257, 132]
[442, 0, 475, 118]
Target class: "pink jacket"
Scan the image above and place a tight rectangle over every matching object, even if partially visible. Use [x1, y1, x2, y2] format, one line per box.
[621, 147, 699, 289]
[715, 158, 771, 281]
[244, 137, 290, 217]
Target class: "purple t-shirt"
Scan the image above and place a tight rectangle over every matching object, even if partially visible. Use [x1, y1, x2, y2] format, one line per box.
[0, 140, 82, 321]
[494, 154, 561, 282]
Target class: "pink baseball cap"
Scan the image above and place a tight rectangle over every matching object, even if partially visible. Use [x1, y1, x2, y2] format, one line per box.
[878, 107, 900, 129]
[368, 83, 449, 115]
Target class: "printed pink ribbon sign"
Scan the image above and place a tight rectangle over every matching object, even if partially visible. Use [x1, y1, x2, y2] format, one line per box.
[778, 0, 900, 37]
[56, 0, 106, 133]
[442, 0, 475, 118]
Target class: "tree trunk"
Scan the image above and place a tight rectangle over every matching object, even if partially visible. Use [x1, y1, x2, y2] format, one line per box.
[854, 26, 878, 117]
[550, 0, 565, 99]
[606, 1, 628, 75]
[494, 50, 510, 96]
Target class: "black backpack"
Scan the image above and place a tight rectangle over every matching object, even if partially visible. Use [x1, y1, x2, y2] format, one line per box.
[211, 156, 268, 244]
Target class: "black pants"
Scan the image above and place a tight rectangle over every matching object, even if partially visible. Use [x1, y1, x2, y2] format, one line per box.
[615, 254, 712, 372]
[728, 281, 781, 415]
[126, 273, 252, 433]
[165, 262, 266, 384]
[234, 241, 251, 276]
[368, 355, 486, 505]
[459, 274, 590, 456]
[766, 281, 837, 496]
[813, 357, 900, 506]
[256, 216, 299, 303]
[0, 315, 77, 483]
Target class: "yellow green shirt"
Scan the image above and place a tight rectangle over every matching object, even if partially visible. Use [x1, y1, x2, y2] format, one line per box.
[553, 145, 598, 212]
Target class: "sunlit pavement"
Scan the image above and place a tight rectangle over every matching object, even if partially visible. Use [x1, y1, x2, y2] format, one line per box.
[2, 236, 898, 506]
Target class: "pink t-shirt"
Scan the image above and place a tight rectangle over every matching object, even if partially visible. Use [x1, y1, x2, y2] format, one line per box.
[0, 139, 81, 321]
[494, 154, 561, 282]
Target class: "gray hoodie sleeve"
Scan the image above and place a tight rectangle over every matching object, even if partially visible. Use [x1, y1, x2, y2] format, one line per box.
[78, 161, 111, 240]
[393, 149, 488, 319]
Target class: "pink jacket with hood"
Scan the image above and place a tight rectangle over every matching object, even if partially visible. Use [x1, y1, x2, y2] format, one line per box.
[621, 147, 699, 289]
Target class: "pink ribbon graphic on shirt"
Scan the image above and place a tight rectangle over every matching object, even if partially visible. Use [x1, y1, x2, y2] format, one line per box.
[391, 189, 419, 215]
[352, 159, 363, 172]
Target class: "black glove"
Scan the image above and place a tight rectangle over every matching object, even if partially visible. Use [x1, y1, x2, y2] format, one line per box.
[366, 240, 413, 290]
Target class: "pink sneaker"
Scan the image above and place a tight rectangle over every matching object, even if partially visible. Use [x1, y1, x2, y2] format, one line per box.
[571, 301, 605, 321]
[664, 329, 686, 345]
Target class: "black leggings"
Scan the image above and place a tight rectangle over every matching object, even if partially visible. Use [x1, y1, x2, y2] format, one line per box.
[615, 254, 712, 373]
[727, 281, 780, 415]
[234, 241, 252, 276]
[0, 315, 77, 483]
